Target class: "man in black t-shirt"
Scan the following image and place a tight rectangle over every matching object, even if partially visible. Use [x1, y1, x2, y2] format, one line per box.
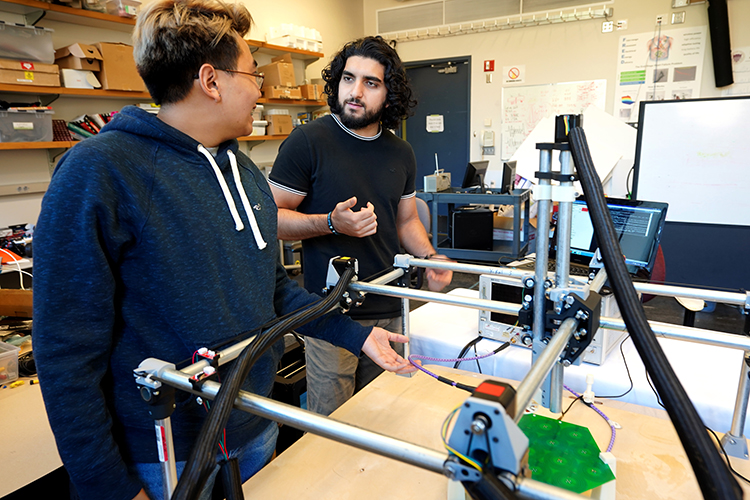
[269, 36, 452, 416]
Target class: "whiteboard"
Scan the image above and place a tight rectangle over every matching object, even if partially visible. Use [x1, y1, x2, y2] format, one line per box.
[501, 80, 607, 159]
[633, 97, 750, 226]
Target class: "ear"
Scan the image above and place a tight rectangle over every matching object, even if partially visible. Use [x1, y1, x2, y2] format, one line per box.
[196, 64, 222, 102]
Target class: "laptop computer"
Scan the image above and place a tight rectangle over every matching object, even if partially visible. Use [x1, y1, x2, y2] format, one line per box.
[514, 197, 669, 277]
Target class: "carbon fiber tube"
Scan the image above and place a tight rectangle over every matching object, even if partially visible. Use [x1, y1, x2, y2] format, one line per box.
[172, 266, 357, 500]
[568, 126, 741, 500]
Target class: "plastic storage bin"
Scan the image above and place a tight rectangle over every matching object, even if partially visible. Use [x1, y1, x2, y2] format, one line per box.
[0, 342, 20, 384]
[252, 120, 267, 136]
[82, 0, 107, 12]
[0, 109, 54, 142]
[0, 22, 55, 64]
[106, 0, 141, 18]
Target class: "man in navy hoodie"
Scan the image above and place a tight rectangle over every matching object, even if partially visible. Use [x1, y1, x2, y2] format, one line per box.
[32, 1, 415, 499]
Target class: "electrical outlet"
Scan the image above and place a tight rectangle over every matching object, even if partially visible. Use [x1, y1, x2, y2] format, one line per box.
[616, 19, 628, 30]
[656, 14, 666, 24]
[602, 21, 613, 33]
[672, 0, 690, 7]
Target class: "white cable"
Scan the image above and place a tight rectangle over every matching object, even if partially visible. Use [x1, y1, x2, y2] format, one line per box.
[0, 248, 26, 289]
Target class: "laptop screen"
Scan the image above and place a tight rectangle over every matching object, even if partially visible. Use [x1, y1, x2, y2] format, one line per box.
[565, 198, 669, 274]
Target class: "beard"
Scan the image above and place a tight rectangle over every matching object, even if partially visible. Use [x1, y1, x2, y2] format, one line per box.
[333, 97, 385, 130]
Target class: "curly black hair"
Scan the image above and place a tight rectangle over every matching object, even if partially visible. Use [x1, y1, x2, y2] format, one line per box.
[322, 36, 417, 130]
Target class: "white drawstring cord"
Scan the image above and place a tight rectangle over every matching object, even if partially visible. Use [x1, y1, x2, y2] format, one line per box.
[227, 150, 267, 250]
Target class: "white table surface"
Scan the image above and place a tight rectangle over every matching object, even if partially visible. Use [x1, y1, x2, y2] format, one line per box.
[0, 378, 62, 496]
[408, 288, 750, 437]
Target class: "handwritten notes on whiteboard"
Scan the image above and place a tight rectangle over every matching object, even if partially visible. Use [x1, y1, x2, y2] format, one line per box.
[501, 80, 607, 159]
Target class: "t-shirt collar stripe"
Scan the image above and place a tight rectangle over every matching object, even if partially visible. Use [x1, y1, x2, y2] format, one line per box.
[332, 113, 381, 141]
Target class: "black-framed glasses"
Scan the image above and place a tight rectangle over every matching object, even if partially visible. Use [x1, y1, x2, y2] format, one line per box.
[218, 69, 264, 88]
[193, 69, 264, 88]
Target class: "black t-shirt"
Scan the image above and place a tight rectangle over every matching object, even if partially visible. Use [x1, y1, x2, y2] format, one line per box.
[269, 114, 416, 319]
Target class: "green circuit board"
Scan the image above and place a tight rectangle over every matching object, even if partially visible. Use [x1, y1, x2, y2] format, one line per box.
[518, 413, 616, 493]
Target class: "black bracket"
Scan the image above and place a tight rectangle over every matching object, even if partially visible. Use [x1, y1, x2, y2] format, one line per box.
[516, 288, 601, 365]
[534, 171, 578, 183]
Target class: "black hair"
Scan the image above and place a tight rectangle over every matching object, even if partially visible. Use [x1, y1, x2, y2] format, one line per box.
[322, 36, 417, 130]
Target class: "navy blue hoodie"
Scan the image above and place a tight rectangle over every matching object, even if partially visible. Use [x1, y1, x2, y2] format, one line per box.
[33, 106, 370, 500]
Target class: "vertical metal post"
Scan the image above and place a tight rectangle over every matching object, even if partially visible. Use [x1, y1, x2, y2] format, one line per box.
[532, 148, 553, 408]
[554, 149, 574, 290]
[401, 296, 411, 361]
[155, 417, 179, 499]
[547, 148, 575, 413]
[722, 351, 750, 459]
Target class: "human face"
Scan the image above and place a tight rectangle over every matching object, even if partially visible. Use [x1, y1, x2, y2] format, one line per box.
[336, 55, 387, 136]
[220, 40, 262, 138]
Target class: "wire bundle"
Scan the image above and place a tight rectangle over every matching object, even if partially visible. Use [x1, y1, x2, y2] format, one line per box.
[171, 266, 357, 500]
[568, 126, 741, 500]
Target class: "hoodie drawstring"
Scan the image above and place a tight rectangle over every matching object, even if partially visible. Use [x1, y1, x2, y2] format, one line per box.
[197, 145, 268, 250]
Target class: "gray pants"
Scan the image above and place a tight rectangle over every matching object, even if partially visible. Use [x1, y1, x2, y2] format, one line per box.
[305, 316, 403, 416]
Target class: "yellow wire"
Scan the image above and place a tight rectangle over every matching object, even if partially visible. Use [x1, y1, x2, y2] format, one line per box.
[441, 404, 483, 471]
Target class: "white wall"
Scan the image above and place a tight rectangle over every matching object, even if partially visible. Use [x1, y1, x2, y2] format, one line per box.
[0, 0, 363, 227]
[362, 0, 750, 183]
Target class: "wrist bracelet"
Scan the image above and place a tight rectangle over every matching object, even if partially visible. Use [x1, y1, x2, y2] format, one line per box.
[327, 211, 339, 235]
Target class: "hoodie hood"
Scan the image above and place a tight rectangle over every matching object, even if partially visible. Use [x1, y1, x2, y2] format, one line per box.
[102, 106, 267, 249]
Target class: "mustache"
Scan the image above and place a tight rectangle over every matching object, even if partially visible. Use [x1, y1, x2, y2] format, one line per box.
[344, 98, 364, 107]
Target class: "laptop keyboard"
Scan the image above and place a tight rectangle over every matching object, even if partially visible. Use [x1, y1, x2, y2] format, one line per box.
[513, 259, 592, 277]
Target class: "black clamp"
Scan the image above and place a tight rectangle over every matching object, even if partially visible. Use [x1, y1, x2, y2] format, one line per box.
[515, 287, 601, 365]
[137, 380, 176, 420]
[535, 171, 578, 183]
[550, 292, 601, 365]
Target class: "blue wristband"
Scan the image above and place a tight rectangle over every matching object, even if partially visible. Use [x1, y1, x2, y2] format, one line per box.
[327, 211, 339, 235]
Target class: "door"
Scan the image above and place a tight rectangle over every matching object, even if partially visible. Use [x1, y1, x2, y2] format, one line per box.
[402, 57, 471, 192]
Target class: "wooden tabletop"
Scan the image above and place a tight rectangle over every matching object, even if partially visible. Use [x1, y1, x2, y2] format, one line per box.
[243, 365, 750, 500]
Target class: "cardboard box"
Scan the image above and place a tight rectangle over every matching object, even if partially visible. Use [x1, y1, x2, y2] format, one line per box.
[60, 68, 101, 89]
[0, 59, 59, 86]
[93, 42, 146, 91]
[299, 83, 321, 101]
[258, 53, 295, 88]
[263, 86, 302, 100]
[0, 289, 33, 317]
[55, 43, 103, 71]
[266, 114, 293, 135]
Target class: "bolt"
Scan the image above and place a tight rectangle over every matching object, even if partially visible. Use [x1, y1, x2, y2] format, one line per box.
[524, 277, 535, 288]
[471, 416, 489, 435]
[579, 329, 588, 337]
[524, 294, 532, 302]
[562, 359, 572, 367]
[565, 295, 575, 305]
[575, 310, 589, 321]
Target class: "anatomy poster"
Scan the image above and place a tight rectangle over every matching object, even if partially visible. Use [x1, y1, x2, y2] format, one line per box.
[721, 46, 750, 97]
[613, 26, 706, 123]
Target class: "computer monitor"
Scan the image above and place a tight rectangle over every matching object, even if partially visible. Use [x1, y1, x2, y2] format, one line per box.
[461, 160, 489, 189]
[500, 161, 516, 194]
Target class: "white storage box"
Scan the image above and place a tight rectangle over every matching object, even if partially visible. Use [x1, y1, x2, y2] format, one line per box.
[0, 109, 54, 142]
[252, 120, 267, 136]
[267, 35, 322, 53]
[0, 22, 55, 64]
[0, 342, 20, 384]
[60, 68, 101, 89]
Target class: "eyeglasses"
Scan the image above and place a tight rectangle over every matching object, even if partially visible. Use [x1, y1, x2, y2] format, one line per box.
[218, 69, 264, 88]
[193, 69, 264, 88]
